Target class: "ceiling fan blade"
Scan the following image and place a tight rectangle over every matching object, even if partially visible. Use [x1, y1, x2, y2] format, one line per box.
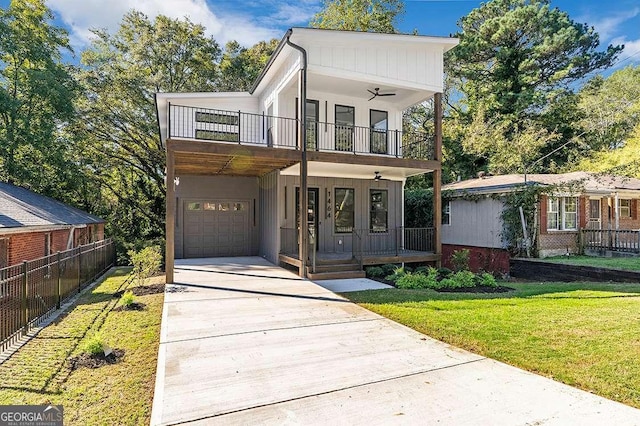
[367, 89, 376, 95]
[377, 93, 396, 97]
[368, 95, 376, 101]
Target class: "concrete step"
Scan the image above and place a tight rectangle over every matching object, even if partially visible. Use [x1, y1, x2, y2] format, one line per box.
[307, 270, 367, 280]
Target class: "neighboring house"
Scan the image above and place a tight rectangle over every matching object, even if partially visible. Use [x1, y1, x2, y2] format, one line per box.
[156, 27, 458, 280]
[442, 172, 640, 272]
[0, 182, 105, 268]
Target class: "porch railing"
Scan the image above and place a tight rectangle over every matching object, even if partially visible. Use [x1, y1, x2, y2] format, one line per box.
[169, 104, 434, 160]
[1, 239, 116, 353]
[581, 229, 640, 254]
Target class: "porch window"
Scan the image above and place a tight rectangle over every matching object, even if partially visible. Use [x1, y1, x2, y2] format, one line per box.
[547, 197, 577, 231]
[335, 105, 354, 152]
[442, 201, 451, 225]
[370, 110, 388, 154]
[334, 188, 354, 233]
[370, 189, 388, 232]
[619, 199, 631, 218]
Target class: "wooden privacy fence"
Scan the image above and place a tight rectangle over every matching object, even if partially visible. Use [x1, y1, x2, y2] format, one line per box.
[0, 239, 116, 353]
[580, 229, 640, 254]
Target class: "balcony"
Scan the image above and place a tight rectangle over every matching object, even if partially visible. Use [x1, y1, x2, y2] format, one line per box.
[169, 105, 435, 161]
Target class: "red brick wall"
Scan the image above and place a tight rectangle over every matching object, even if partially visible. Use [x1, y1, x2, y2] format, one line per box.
[442, 244, 510, 275]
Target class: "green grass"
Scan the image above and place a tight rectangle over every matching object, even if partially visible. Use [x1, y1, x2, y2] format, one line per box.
[543, 255, 640, 271]
[344, 282, 640, 409]
[0, 267, 164, 425]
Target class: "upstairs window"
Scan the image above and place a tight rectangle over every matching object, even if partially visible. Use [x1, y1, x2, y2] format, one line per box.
[335, 105, 355, 152]
[370, 110, 388, 154]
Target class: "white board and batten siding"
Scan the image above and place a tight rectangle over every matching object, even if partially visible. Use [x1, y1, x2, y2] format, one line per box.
[441, 198, 506, 249]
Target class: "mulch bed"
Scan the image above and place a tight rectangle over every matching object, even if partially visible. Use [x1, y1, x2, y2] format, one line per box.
[68, 349, 125, 370]
[436, 285, 514, 293]
[113, 283, 165, 298]
[113, 302, 146, 311]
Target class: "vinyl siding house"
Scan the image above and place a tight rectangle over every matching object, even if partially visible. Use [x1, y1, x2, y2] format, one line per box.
[442, 172, 640, 272]
[0, 182, 105, 268]
[156, 27, 458, 281]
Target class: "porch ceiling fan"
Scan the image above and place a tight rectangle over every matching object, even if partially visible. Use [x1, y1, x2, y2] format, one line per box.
[374, 171, 390, 181]
[367, 87, 396, 101]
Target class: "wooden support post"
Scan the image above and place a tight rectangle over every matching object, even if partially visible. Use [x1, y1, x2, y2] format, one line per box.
[433, 92, 443, 267]
[166, 146, 176, 284]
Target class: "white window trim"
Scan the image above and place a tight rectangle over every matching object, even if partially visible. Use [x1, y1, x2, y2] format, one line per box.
[442, 201, 451, 226]
[547, 196, 578, 231]
[618, 199, 631, 218]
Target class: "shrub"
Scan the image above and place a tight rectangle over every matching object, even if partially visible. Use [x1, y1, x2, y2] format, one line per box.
[439, 270, 476, 289]
[128, 245, 162, 286]
[478, 272, 497, 287]
[365, 266, 385, 278]
[120, 290, 136, 307]
[450, 249, 470, 272]
[437, 267, 453, 279]
[385, 266, 407, 283]
[381, 264, 397, 276]
[396, 268, 438, 290]
[82, 333, 106, 356]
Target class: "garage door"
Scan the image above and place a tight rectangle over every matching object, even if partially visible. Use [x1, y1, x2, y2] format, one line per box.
[183, 200, 250, 258]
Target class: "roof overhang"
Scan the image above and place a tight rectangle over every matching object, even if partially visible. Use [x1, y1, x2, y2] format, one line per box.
[281, 161, 429, 181]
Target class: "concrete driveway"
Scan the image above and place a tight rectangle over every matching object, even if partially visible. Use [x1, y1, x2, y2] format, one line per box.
[151, 257, 640, 425]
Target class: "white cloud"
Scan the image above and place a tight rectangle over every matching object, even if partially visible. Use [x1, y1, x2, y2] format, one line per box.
[611, 36, 640, 65]
[579, 7, 640, 41]
[46, 0, 284, 49]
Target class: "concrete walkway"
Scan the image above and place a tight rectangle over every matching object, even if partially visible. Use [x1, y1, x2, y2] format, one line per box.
[151, 257, 640, 425]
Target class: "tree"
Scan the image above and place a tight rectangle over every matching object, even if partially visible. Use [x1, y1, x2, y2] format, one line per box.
[217, 39, 279, 91]
[577, 65, 640, 151]
[310, 0, 404, 33]
[0, 0, 79, 200]
[445, 0, 622, 175]
[74, 11, 221, 253]
[573, 124, 640, 178]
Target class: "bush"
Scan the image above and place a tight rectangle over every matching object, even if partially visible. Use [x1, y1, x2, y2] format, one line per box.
[438, 270, 476, 289]
[128, 245, 162, 286]
[365, 266, 385, 278]
[437, 267, 453, 279]
[385, 266, 407, 283]
[82, 333, 106, 356]
[396, 268, 438, 290]
[120, 290, 136, 307]
[478, 272, 497, 287]
[381, 264, 397, 276]
[450, 249, 470, 272]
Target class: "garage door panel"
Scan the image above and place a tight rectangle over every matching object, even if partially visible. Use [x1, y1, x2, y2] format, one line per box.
[183, 199, 250, 258]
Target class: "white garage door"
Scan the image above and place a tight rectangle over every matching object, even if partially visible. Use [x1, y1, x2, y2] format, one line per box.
[183, 200, 250, 258]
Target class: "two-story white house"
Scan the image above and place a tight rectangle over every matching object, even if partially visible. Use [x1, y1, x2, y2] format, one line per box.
[156, 27, 458, 281]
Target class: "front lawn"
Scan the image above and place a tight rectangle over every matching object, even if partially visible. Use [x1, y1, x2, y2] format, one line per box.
[543, 255, 640, 271]
[344, 282, 640, 409]
[0, 267, 164, 425]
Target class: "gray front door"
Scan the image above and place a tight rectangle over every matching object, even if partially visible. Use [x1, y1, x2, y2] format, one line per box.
[183, 201, 250, 258]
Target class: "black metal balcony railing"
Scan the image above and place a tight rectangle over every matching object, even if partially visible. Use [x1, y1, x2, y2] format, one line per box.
[169, 104, 435, 160]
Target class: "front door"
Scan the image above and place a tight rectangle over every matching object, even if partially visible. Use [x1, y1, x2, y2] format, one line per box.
[588, 199, 601, 229]
[296, 188, 319, 251]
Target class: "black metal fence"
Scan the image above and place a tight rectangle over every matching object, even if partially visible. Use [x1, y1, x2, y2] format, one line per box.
[169, 104, 435, 160]
[581, 229, 640, 254]
[0, 239, 116, 353]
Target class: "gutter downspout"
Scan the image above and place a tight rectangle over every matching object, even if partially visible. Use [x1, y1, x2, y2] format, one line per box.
[286, 32, 309, 278]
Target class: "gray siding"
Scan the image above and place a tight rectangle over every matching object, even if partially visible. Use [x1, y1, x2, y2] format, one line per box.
[259, 171, 280, 263]
[441, 198, 505, 249]
[279, 175, 403, 253]
[174, 175, 259, 258]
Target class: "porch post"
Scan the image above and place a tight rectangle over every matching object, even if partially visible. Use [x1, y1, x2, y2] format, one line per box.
[297, 69, 308, 278]
[433, 92, 443, 267]
[166, 145, 176, 284]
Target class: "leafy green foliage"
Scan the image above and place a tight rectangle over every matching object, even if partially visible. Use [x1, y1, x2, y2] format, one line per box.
[438, 270, 476, 289]
[477, 272, 497, 287]
[404, 188, 433, 227]
[450, 249, 470, 272]
[128, 246, 162, 286]
[385, 266, 407, 283]
[380, 264, 398, 277]
[365, 266, 385, 278]
[81, 333, 106, 356]
[396, 268, 438, 289]
[218, 39, 278, 91]
[500, 186, 543, 256]
[120, 290, 136, 307]
[310, 0, 404, 33]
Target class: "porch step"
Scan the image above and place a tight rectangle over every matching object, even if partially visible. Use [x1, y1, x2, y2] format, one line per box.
[308, 263, 362, 273]
[307, 270, 366, 280]
[314, 257, 359, 266]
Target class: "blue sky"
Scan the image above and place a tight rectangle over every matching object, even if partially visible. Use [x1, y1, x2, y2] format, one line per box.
[2, 0, 639, 70]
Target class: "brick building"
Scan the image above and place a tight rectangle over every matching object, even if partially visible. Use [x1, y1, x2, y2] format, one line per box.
[0, 182, 105, 268]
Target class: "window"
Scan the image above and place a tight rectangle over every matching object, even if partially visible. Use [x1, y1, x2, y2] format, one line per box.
[218, 203, 230, 211]
[195, 111, 239, 125]
[296, 99, 319, 150]
[187, 202, 201, 210]
[370, 189, 388, 232]
[334, 188, 355, 233]
[547, 197, 578, 231]
[234, 203, 245, 211]
[203, 202, 216, 210]
[44, 233, 52, 256]
[619, 199, 631, 218]
[370, 110, 388, 154]
[335, 105, 354, 152]
[442, 201, 451, 225]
